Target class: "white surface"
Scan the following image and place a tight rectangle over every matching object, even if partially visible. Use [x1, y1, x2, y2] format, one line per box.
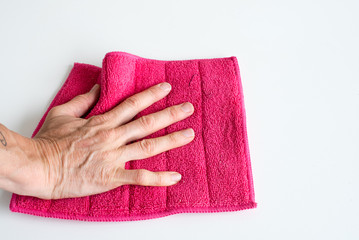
[0, 0, 358, 239]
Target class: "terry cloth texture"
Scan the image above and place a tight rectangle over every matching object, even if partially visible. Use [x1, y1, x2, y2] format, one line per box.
[9, 51, 256, 221]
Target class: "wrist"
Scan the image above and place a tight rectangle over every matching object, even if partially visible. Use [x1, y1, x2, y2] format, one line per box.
[0, 124, 40, 195]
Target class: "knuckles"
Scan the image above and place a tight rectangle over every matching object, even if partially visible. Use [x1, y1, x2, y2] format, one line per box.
[134, 169, 148, 185]
[155, 174, 165, 186]
[168, 106, 180, 120]
[168, 133, 179, 144]
[72, 94, 90, 107]
[139, 115, 155, 131]
[138, 139, 155, 156]
[87, 114, 109, 126]
[133, 170, 165, 186]
[48, 106, 62, 117]
[96, 128, 118, 143]
[148, 87, 163, 100]
[124, 96, 141, 110]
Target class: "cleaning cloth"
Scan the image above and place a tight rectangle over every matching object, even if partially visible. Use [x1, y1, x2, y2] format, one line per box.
[9, 51, 256, 221]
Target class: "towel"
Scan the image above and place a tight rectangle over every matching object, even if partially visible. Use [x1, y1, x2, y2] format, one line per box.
[9, 51, 256, 221]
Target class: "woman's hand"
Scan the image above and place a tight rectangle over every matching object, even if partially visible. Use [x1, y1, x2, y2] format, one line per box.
[0, 82, 194, 199]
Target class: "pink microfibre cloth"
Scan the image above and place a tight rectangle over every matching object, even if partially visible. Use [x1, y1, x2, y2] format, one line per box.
[9, 51, 256, 221]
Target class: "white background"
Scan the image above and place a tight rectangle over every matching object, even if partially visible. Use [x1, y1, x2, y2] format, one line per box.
[0, 0, 358, 239]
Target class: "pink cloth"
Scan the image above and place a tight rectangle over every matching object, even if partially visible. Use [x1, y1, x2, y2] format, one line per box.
[9, 51, 256, 221]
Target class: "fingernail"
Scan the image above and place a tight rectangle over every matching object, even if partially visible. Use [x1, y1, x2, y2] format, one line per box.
[181, 128, 194, 138]
[181, 102, 193, 113]
[159, 82, 171, 91]
[171, 173, 182, 183]
[90, 84, 99, 92]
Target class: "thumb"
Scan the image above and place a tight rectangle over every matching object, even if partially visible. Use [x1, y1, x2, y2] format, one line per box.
[54, 84, 100, 118]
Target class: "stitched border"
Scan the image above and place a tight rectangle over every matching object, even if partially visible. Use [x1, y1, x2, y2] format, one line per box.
[231, 57, 256, 203]
[10, 202, 257, 222]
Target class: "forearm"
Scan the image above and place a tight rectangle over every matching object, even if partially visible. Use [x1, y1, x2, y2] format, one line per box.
[0, 124, 39, 195]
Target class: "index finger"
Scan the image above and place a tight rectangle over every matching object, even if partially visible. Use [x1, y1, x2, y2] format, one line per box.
[98, 82, 172, 128]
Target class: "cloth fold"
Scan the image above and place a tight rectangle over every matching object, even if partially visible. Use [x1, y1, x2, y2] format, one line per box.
[9, 51, 256, 221]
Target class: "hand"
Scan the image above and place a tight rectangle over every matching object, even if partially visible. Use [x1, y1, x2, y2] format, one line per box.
[16, 82, 194, 199]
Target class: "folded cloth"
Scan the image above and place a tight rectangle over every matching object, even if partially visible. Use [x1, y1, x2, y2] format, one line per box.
[9, 51, 256, 221]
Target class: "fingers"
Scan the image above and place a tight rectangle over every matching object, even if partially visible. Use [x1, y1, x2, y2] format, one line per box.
[118, 169, 182, 186]
[51, 84, 100, 117]
[89, 82, 172, 128]
[120, 102, 194, 145]
[119, 128, 195, 161]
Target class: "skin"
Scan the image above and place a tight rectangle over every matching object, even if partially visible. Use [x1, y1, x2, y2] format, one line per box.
[0, 82, 195, 200]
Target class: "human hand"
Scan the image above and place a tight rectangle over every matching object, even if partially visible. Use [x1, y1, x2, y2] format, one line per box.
[11, 82, 194, 199]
